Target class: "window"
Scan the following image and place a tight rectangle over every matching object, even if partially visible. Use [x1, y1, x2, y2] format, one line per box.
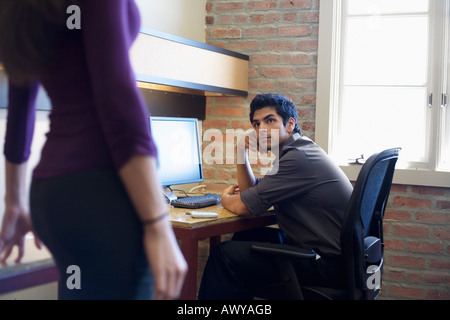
[316, 0, 450, 187]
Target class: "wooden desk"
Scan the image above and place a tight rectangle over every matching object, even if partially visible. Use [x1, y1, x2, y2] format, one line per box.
[169, 204, 276, 300]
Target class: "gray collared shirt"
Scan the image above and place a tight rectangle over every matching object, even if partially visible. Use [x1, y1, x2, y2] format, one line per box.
[240, 133, 353, 257]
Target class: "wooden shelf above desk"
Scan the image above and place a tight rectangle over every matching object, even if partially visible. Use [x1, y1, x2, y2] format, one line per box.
[130, 28, 249, 97]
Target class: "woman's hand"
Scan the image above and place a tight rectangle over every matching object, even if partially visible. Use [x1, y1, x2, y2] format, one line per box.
[142, 219, 187, 300]
[0, 204, 41, 264]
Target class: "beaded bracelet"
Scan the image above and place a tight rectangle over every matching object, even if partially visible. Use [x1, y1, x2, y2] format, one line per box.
[142, 212, 169, 226]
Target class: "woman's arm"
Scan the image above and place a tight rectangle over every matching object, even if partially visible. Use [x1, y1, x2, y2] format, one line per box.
[119, 155, 187, 300]
[1, 80, 40, 263]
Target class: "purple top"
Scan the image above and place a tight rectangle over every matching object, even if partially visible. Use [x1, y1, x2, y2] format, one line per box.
[4, 0, 157, 178]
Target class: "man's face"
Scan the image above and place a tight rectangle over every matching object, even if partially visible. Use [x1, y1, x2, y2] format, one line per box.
[251, 106, 295, 151]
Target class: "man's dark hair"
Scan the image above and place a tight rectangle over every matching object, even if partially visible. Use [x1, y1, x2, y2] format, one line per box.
[249, 94, 301, 134]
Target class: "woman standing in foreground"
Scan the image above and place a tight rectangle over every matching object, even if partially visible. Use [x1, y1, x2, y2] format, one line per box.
[0, 0, 187, 299]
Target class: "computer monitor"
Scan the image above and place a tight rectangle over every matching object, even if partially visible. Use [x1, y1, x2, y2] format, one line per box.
[149, 116, 203, 201]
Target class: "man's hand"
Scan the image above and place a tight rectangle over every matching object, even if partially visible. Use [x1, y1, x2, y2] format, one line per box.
[221, 184, 251, 216]
[236, 130, 258, 156]
[222, 184, 240, 196]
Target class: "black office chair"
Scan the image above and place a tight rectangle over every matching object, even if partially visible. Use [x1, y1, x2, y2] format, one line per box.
[251, 147, 401, 300]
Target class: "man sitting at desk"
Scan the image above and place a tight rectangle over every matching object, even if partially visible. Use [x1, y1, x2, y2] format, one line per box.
[198, 93, 353, 300]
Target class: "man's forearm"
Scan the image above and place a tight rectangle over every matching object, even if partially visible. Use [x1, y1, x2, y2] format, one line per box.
[221, 192, 251, 216]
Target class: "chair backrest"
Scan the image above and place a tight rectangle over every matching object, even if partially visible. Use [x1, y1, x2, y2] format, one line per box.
[340, 148, 401, 299]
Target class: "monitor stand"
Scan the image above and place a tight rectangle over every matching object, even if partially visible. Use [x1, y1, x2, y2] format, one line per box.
[163, 186, 177, 203]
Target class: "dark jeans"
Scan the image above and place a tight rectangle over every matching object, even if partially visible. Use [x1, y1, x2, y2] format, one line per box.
[30, 169, 154, 300]
[198, 228, 344, 300]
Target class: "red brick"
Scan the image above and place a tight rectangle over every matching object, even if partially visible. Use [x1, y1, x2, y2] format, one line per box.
[228, 96, 247, 104]
[301, 12, 319, 23]
[386, 270, 404, 281]
[235, 15, 247, 24]
[202, 169, 215, 179]
[297, 108, 312, 119]
[280, 0, 312, 9]
[220, 15, 233, 24]
[425, 274, 443, 284]
[384, 209, 411, 221]
[250, 14, 264, 24]
[248, 67, 258, 78]
[261, 67, 293, 78]
[230, 121, 253, 131]
[385, 239, 404, 250]
[277, 80, 311, 91]
[248, 80, 275, 89]
[416, 211, 450, 224]
[406, 241, 443, 254]
[430, 258, 450, 270]
[206, 41, 227, 49]
[390, 184, 408, 193]
[203, 119, 229, 129]
[390, 256, 426, 268]
[247, 1, 278, 10]
[284, 13, 297, 22]
[204, 182, 228, 191]
[278, 26, 310, 37]
[411, 186, 445, 196]
[216, 3, 244, 11]
[300, 94, 316, 105]
[211, 28, 242, 39]
[219, 170, 230, 180]
[427, 290, 450, 300]
[206, 16, 215, 25]
[389, 286, 424, 299]
[298, 40, 318, 51]
[393, 225, 429, 238]
[279, 53, 311, 65]
[245, 27, 276, 38]
[263, 41, 294, 51]
[229, 41, 259, 51]
[301, 121, 315, 131]
[436, 200, 450, 210]
[295, 67, 317, 78]
[434, 228, 450, 239]
[393, 196, 432, 209]
[406, 273, 422, 283]
[215, 106, 244, 117]
[250, 54, 278, 64]
[265, 14, 280, 23]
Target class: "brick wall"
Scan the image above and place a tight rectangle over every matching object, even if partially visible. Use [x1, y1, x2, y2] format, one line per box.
[202, 0, 450, 299]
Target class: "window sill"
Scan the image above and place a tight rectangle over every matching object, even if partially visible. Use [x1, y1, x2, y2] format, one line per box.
[340, 165, 450, 188]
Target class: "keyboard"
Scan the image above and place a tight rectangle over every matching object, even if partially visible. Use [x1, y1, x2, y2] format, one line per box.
[171, 193, 221, 209]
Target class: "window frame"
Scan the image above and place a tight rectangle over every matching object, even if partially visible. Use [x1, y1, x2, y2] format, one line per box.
[316, 0, 450, 188]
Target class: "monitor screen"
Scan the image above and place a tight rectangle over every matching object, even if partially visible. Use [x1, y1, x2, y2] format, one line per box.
[150, 116, 203, 188]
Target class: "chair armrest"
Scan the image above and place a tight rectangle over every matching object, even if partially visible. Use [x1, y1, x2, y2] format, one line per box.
[251, 243, 317, 259]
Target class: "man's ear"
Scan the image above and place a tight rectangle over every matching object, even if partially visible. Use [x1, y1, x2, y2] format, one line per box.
[286, 117, 296, 133]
